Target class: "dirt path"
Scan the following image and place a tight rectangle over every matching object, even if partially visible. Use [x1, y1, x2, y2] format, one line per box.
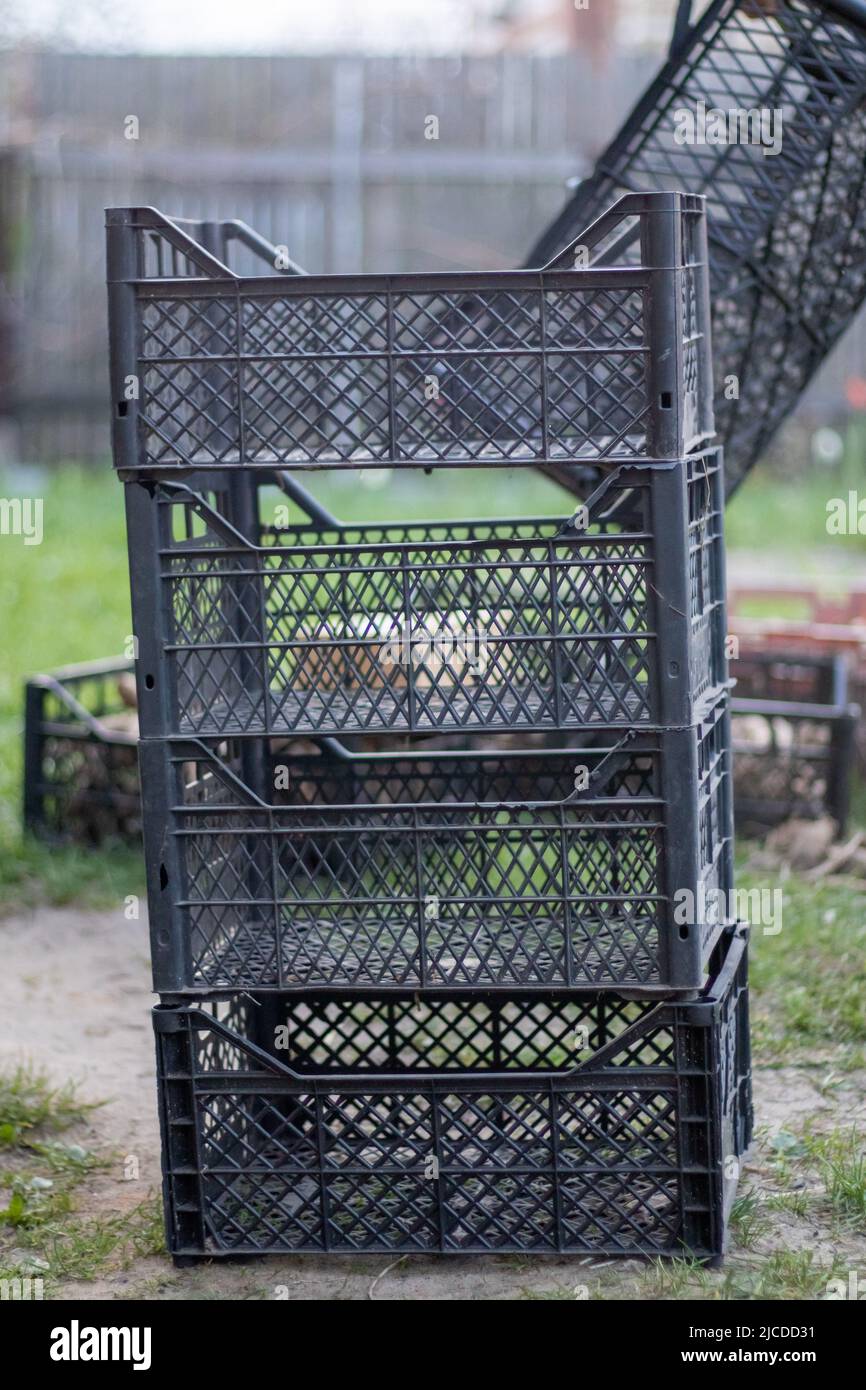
[1, 906, 864, 1301]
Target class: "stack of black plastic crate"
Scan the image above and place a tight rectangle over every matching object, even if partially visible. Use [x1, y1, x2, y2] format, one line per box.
[106, 189, 751, 1264]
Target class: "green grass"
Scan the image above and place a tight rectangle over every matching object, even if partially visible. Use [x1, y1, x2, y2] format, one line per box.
[0, 1065, 101, 1278]
[760, 1120, 866, 1226]
[9, 1197, 165, 1283]
[0, 1063, 163, 1286]
[560, 1248, 856, 1301]
[728, 1190, 771, 1250]
[800, 1126, 866, 1221]
[741, 869, 866, 1065]
[0, 465, 144, 908]
[725, 469, 864, 557]
[0, 1065, 96, 1148]
[718, 1250, 848, 1302]
[725, 418, 866, 556]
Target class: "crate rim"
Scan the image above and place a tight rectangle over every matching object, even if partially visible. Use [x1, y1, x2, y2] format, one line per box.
[106, 189, 708, 289]
[142, 448, 722, 557]
[143, 688, 729, 815]
[153, 926, 748, 1088]
[24, 659, 138, 747]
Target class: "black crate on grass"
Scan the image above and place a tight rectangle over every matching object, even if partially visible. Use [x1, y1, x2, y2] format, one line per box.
[153, 926, 751, 1261]
[23, 658, 140, 845]
[731, 650, 859, 832]
[124, 448, 727, 742]
[140, 690, 733, 996]
[106, 191, 714, 476]
[525, 0, 866, 499]
[734, 650, 849, 708]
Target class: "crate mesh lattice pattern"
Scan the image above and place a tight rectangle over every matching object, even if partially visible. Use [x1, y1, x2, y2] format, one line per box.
[155, 939, 751, 1257]
[144, 452, 726, 741]
[147, 694, 731, 993]
[109, 194, 712, 472]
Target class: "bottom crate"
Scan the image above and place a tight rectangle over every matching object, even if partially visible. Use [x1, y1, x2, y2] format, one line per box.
[154, 928, 751, 1260]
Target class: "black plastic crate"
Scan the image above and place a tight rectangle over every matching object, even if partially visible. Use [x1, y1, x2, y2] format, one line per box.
[23, 658, 141, 845]
[731, 650, 859, 832]
[106, 191, 714, 475]
[526, 0, 866, 499]
[140, 691, 733, 995]
[153, 926, 751, 1261]
[125, 449, 728, 742]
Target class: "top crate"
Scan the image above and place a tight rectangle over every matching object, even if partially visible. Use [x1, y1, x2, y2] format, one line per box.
[525, 0, 866, 499]
[106, 192, 714, 475]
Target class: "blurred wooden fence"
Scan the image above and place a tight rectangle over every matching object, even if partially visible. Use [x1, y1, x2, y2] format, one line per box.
[0, 47, 863, 464]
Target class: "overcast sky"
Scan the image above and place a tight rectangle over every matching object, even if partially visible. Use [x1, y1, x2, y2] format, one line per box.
[1, 0, 674, 54]
[2, 0, 533, 53]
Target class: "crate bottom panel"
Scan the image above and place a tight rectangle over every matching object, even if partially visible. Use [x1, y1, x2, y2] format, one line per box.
[155, 931, 751, 1259]
[176, 679, 650, 739]
[121, 439, 664, 473]
[146, 702, 733, 995]
[188, 907, 721, 994]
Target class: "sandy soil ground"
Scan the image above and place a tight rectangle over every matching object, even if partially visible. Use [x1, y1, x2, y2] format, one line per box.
[1, 905, 864, 1301]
